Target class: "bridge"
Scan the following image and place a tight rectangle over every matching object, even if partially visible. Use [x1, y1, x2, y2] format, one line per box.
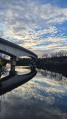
[0, 38, 37, 74]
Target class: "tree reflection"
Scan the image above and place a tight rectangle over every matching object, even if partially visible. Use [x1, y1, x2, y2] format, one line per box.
[40, 69, 67, 85]
[0, 66, 7, 79]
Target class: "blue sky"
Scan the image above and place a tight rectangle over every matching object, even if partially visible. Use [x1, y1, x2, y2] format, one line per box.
[38, 0, 67, 8]
[0, 0, 67, 55]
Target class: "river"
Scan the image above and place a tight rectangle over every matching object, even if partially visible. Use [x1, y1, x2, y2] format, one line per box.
[0, 66, 67, 119]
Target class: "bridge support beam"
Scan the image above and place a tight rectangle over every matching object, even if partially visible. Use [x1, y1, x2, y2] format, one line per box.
[10, 57, 16, 75]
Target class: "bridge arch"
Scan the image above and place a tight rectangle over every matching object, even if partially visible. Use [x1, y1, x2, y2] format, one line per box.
[0, 38, 37, 74]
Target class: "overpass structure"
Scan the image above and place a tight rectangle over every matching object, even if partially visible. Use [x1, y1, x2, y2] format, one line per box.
[0, 38, 37, 58]
[0, 38, 37, 74]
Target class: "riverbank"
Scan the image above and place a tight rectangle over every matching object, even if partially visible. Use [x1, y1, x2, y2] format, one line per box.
[37, 56, 67, 77]
[3, 56, 67, 77]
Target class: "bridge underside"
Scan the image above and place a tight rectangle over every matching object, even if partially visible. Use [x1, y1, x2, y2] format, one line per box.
[0, 49, 15, 57]
[0, 38, 37, 59]
[0, 38, 37, 75]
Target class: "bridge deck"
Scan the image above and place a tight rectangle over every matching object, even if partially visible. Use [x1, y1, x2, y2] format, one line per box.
[0, 38, 37, 58]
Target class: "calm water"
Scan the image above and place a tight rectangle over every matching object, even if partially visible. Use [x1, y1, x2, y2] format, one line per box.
[0, 67, 67, 119]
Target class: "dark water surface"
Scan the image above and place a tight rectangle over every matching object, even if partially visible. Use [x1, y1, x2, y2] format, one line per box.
[0, 67, 67, 119]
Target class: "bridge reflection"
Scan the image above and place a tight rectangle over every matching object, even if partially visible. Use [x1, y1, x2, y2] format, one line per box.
[0, 67, 37, 95]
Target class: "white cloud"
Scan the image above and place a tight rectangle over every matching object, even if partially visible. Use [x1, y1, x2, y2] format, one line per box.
[0, 0, 67, 55]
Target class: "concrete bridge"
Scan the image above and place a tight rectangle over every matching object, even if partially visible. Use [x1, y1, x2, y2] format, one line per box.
[0, 38, 37, 74]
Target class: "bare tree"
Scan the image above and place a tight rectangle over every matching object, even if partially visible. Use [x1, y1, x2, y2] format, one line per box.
[42, 54, 48, 58]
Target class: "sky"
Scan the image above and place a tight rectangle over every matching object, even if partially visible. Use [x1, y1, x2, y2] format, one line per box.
[0, 0, 67, 56]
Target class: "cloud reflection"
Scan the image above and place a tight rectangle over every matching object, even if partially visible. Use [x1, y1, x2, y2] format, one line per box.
[0, 69, 67, 119]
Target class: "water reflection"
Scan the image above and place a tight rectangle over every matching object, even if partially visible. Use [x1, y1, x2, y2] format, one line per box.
[40, 69, 67, 85]
[0, 67, 67, 119]
[0, 67, 37, 95]
[0, 66, 7, 78]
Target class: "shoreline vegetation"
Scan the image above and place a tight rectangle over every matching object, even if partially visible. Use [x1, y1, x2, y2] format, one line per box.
[0, 51, 67, 77]
[37, 56, 67, 77]
[37, 51, 67, 77]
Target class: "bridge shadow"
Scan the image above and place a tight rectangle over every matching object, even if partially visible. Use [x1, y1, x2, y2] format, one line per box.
[0, 67, 37, 95]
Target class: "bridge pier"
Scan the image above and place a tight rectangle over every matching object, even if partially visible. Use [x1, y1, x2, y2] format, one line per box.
[10, 57, 16, 75]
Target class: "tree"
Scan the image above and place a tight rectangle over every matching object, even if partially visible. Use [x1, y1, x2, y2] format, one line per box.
[42, 54, 48, 58]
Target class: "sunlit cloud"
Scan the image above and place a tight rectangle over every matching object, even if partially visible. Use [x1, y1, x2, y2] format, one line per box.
[0, 0, 67, 55]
